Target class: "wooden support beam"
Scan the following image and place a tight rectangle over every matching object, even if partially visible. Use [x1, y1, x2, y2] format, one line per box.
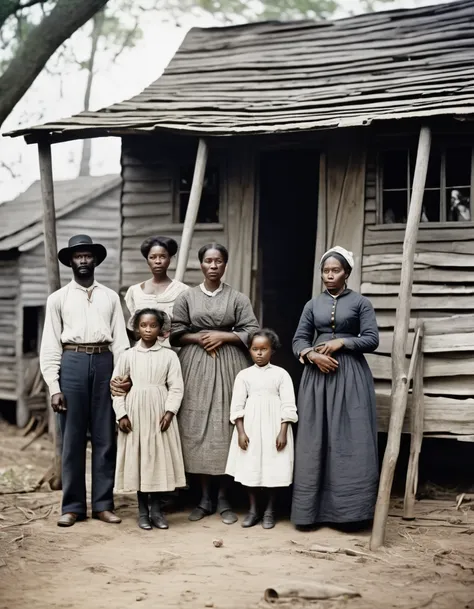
[38, 141, 61, 293]
[403, 321, 425, 520]
[175, 138, 209, 283]
[15, 301, 28, 428]
[38, 140, 62, 490]
[370, 125, 431, 550]
[313, 152, 327, 297]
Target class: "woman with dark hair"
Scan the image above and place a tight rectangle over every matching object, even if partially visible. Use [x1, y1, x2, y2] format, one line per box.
[123, 236, 189, 347]
[291, 246, 379, 529]
[170, 243, 259, 525]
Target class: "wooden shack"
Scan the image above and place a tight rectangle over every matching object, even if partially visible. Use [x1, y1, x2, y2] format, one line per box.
[0, 175, 121, 426]
[6, 0, 474, 438]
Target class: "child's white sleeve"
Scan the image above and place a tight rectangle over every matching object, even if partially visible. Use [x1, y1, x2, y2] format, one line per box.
[111, 351, 130, 422]
[279, 370, 298, 424]
[164, 352, 184, 415]
[229, 373, 248, 424]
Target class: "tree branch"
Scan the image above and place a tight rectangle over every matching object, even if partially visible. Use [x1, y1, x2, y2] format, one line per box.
[0, 0, 46, 29]
[19, 0, 47, 9]
[0, 0, 109, 128]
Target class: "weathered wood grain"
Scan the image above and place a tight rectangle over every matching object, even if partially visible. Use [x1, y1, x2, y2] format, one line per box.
[8, 2, 474, 140]
[367, 352, 474, 379]
[369, 295, 474, 310]
[376, 394, 474, 435]
[362, 283, 474, 295]
[363, 268, 474, 284]
[423, 314, 474, 335]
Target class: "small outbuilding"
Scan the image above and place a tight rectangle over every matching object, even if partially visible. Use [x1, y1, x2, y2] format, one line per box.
[0, 175, 121, 426]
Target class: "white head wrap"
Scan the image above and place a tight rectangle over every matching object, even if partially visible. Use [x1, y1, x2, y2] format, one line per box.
[320, 246, 354, 270]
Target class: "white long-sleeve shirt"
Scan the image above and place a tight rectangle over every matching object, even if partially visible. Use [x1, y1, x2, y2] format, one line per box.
[40, 280, 130, 397]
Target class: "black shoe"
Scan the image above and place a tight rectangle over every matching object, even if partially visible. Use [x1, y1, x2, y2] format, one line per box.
[150, 513, 169, 529]
[188, 498, 214, 522]
[150, 493, 169, 529]
[241, 511, 260, 528]
[262, 510, 275, 529]
[138, 515, 152, 530]
[217, 499, 238, 525]
[137, 491, 151, 530]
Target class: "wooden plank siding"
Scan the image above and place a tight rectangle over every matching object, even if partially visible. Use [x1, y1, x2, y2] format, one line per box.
[0, 259, 19, 399]
[19, 185, 121, 306]
[362, 151, 474, 436]
[120, 137, 232, 292]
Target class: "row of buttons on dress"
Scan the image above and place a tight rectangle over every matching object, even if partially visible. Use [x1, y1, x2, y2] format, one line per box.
[330, 297, 337, 338]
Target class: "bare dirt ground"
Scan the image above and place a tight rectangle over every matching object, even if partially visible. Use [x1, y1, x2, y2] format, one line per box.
[1, 420, 474, 609]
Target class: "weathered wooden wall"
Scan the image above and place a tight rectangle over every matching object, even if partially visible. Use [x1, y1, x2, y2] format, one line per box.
[0, 186, 121, 412]
[0, 258, 18, 400]
[121, 136, 258, 293]
[19, 185, 121, 306]
[361, 150, 474, 437]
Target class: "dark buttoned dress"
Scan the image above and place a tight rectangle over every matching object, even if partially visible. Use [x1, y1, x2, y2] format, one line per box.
[291, 289, 379, 526]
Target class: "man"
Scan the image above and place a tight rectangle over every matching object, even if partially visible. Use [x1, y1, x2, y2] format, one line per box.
[40, 235, 129, 527]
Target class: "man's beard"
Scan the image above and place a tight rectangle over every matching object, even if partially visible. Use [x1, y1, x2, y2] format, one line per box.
[71, 262, 94, 279]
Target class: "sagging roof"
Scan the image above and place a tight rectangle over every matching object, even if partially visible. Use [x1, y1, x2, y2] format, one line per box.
[0, 175, 120, 251]
[6, 0, 474, 141]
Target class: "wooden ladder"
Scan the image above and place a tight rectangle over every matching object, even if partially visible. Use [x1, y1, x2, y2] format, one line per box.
[403, 320, 425, 520]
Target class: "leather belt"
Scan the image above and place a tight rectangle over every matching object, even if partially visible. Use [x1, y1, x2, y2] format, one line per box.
[62, 343, 110, 354]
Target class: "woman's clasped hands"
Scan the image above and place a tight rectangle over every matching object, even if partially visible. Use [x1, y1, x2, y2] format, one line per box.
[198, 330, 228, 352]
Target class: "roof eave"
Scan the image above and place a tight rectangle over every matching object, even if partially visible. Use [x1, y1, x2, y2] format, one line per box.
[6, 107, 474, 145]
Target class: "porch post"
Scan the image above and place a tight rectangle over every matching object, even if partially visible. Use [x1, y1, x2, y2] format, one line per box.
[38, 139, 62, 490]
[312, 152, 327, 297]
[370, 125, 431, 550]
[175, 138, 209, 282]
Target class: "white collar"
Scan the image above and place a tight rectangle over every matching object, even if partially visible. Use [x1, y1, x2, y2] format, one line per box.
[71, 279, 98, 292]
[254, 363, 273, 370]
[199, 282, 224, 297]
[136, 339, 162, 352]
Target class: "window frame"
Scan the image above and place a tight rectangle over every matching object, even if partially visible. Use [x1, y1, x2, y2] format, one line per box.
[375, 135, 474, 228]
[173, 157, 226, 227]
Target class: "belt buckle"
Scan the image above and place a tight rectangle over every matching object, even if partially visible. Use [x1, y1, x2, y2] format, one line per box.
[85, 346, 95, 354]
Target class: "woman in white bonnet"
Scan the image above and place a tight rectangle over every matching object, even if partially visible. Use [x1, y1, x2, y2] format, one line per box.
[292, 246, 379, 530]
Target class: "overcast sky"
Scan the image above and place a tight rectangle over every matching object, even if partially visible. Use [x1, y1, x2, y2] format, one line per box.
[0, 0, 446, 203]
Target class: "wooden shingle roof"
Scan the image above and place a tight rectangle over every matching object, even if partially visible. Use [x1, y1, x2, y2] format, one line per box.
[0, 175, 120, 251]
[7, 0, 474, 140]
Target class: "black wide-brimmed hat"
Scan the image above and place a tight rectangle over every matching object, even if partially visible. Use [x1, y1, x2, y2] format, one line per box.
[58, 234, 107, 267]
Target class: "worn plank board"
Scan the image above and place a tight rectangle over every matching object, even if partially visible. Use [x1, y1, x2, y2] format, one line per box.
[367, 352, 474, 379]
[122, 192, 174, 205]
[374, 379, 474, 397]
[363, 252, 474, 269]
[424, 333, 474, 352]
[376, 394, 474, 435]
[369, 295, 474, 310]
[363, 268, 474, 284]
[122, 203, 173, 219]
[362, 283, 474, 295]
[423, 315, 474, 335]
[364, 227, 474, 246]
[376, 331, 415, 355]
[122, 166, 171, 181]
[122, 180, 172, 194]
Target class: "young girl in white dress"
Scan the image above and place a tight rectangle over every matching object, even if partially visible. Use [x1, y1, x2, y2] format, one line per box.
[112, 308, 186, 530]
[225, 329, 298, 529]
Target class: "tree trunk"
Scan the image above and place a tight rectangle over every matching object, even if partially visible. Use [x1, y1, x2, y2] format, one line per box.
[78, 9, 105, 177]
[0, 0, 109, 128]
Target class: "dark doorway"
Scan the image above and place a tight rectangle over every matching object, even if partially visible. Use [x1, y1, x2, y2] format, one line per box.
[258, 149, 319, 390]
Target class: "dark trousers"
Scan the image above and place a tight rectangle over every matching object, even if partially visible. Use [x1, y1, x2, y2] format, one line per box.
[59, 350, 115, 515]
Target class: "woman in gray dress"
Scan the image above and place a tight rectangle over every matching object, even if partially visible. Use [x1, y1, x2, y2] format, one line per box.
[170, 244, 259, 524]
[291, 246, 379, 529]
